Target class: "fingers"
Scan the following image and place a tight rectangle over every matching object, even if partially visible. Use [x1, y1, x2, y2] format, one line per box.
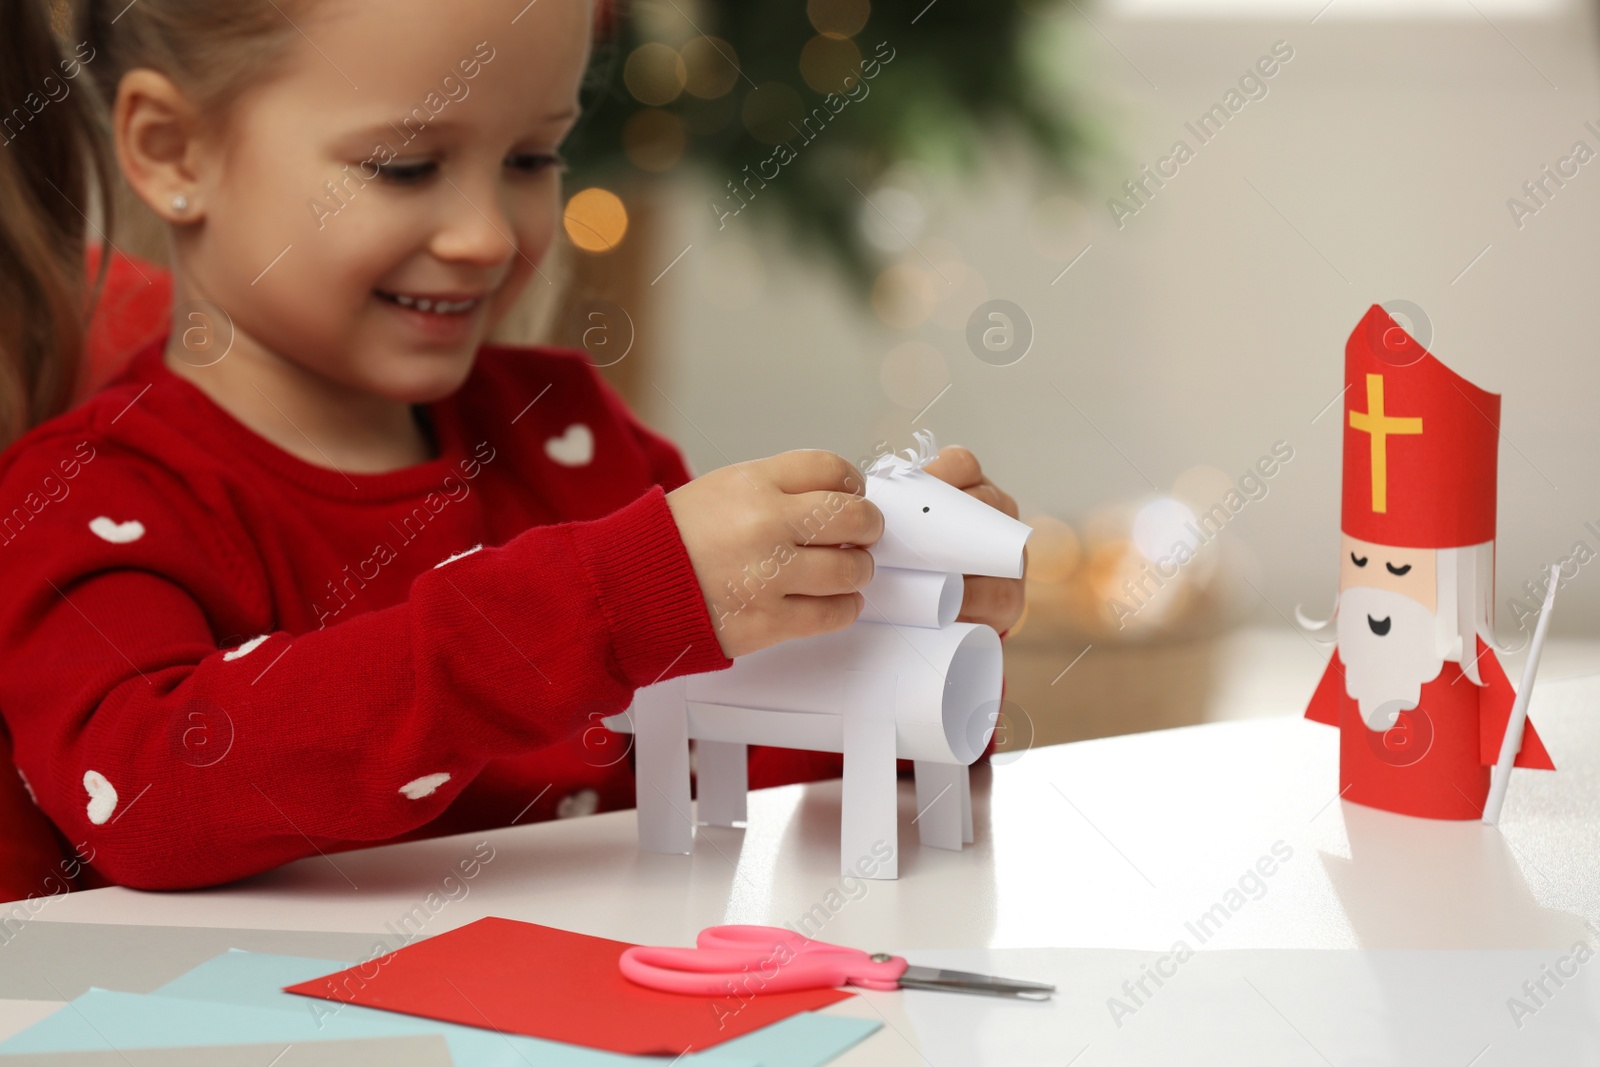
[785, 490, 884, 547]
[764, 449, 868, 496]
[921, 445, 981, 489]
[781, 591, 865, 637]
[956, 575, 1025, 633]
[784, 545, 875, 597]
[706, 558, 869, 653]
[961, 479, 1019, 520]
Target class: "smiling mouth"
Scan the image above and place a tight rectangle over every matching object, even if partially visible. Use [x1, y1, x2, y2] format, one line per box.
[1368, 614, 1392, 637]
[375, 289, 483, 315]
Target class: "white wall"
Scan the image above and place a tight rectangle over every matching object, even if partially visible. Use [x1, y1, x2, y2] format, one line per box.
[637, 0, 1600, 636]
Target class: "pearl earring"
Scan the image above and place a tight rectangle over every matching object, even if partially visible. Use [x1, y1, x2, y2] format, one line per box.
[171, 193, 189, 213]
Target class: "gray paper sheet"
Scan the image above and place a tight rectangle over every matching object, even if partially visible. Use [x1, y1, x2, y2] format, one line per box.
[0, 922, 388, 1001]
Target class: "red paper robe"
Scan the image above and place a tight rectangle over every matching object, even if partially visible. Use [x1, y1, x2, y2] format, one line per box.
[1305, 636, 1555, 820]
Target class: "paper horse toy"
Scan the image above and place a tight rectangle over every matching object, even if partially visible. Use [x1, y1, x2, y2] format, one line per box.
[1301, 304, 1555, 820]
[605, 430, 1033, 877]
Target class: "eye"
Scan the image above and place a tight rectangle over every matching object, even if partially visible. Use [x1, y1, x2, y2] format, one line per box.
[506, 152, 568, 176]
[374, 159, 437, 184]
[922, 506, 930, 513]
[1350, 553, 1367, 567]
[1386, 562, 1412, 576]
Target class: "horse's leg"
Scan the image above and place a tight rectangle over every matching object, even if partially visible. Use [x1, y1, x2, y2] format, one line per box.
[842, 669, 899, 879]
[960, 762, 974, 844]
[695, 740, 748, 827]
[633, 676, 694, 854]
[913, 761, 966, 851]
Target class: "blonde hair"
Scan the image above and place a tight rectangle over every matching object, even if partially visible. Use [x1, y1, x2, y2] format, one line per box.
[1433, 541, 1496, 685]
[0, 0, 313, 449]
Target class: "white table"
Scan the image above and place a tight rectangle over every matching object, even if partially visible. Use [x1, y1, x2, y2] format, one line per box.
[5, 674, 1598, 1064]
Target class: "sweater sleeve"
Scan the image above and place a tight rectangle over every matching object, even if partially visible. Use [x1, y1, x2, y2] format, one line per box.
[586, 368, 863, 788]
[0, 439, 728, 890]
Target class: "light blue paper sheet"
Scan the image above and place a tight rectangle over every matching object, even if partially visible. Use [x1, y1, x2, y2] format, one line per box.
[0, 949, 879, 1067]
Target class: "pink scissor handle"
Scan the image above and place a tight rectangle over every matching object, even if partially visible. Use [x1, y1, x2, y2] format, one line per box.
[693, 924, 840, 954]
[619, 925, 907, 996]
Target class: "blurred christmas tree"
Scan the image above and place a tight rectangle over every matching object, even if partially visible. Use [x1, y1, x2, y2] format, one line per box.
[560, 0, 1094, 292]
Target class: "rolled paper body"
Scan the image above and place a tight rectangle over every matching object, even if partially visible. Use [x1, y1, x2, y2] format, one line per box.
[865, 472, 1032, 578]
[605, 621, 1002, 764]
[858, 567, 963, 629]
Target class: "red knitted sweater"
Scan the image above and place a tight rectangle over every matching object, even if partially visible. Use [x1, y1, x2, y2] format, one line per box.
[0, 335, 845, 890]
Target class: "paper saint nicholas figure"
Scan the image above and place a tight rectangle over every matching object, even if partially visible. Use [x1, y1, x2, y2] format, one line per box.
[1302, 305, 1555, 820]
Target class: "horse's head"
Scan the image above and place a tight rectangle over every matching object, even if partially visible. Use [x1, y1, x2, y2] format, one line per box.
[864, 431, 1032, 578]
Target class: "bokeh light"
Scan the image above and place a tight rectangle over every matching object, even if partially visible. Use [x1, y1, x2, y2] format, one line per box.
[1086, 538, 1138, 606]
[682, 36, 742, 99]
[799, 34, 863, 94]
[624, 43, 687, 106]
[857, 186, 927, 252]
[807, 0, 870, 37]
[1132, 497, 1199, 563]
[1023, 516, 1081, 583]
[563, 188, 629, 254]
[622, 109, 687, 173]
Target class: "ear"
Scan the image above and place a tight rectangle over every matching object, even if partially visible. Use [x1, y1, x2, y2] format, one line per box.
[112, 68, 207, 224]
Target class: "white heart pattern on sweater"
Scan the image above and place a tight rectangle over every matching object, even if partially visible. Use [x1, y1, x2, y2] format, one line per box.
[84, 769, 118, 824]
[400, 772, 451, 800]
[223, 635, 270, 661]
[544, 423, 594, 467]
[89, 516, 145, 544]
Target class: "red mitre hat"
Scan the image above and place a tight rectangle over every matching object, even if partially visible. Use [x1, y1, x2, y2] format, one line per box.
[1341, 305, 1498, 549]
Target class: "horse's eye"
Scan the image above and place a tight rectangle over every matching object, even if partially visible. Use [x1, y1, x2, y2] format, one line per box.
[922, 506, 930, 512]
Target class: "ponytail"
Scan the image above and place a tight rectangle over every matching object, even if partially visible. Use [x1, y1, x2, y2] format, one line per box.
[0, 0, 314, 451]
[0, 0, 117, 450]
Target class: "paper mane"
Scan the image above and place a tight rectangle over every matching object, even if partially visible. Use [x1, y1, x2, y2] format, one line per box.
[863, 428, 941, 479]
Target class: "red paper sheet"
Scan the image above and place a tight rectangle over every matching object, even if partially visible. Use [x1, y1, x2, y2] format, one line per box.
[284, 917, 853, 1055]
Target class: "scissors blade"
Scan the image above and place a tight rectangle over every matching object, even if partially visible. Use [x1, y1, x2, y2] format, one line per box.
[896, 965, 1055, 1000]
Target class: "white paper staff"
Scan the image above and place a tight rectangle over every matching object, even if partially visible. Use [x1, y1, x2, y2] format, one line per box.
[1483, 563, 1560, 826]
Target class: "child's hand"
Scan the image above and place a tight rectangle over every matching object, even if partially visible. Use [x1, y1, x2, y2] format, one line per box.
[667, 451, 883, 658]
[920, 445, 1027, 636]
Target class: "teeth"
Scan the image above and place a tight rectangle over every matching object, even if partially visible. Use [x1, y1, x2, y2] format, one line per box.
[382, 292, 478, 315]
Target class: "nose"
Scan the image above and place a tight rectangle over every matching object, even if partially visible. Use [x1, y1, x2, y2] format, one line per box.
[431, 180, 518, 269]
[1367, 614, 1391, 637]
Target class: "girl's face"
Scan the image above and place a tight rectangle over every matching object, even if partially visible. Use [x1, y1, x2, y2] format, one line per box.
[184, 0, 591, 403]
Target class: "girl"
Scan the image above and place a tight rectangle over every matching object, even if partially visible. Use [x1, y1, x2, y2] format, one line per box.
[0, 0, 1024, 890]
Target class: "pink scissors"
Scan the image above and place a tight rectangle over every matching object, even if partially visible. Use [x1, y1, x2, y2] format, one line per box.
[619, 925, 1054, 1000]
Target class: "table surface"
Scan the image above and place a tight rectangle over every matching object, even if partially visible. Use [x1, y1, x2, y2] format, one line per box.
[6, 671, 1598, 1063]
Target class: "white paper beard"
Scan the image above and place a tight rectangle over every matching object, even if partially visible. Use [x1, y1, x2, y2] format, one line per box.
[1336, 586, 1447, 731]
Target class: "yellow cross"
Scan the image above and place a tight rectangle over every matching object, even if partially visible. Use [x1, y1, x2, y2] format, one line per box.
[1348, 373, 1422, 513]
